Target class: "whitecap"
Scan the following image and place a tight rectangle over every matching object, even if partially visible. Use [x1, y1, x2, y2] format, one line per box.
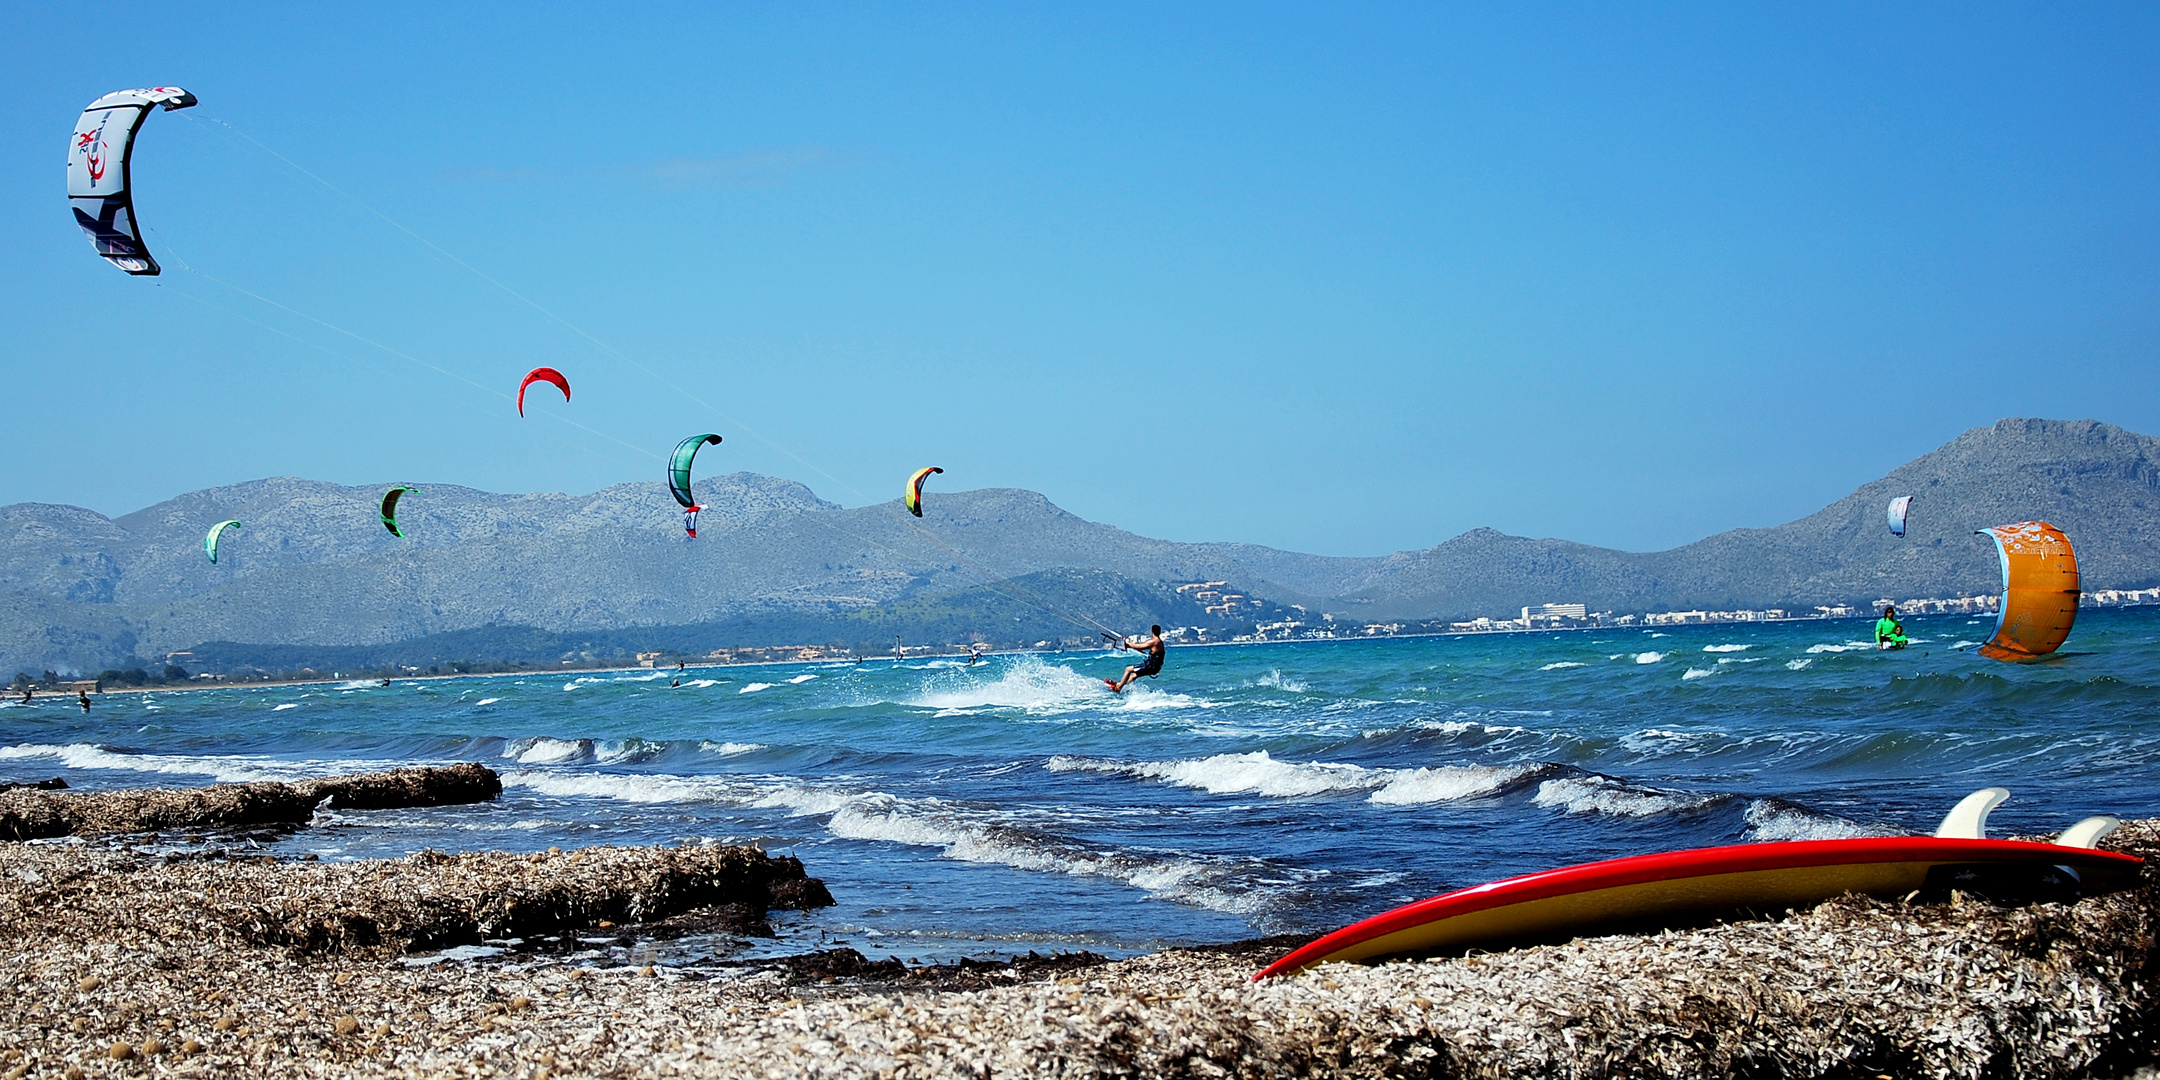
[504, 737, 592, 765]
[787, 674, 818, 684]
[1741, 799, 1898, 842]
[1715, 657, 1763, 665]
[1367, 764, 1533, 805]
[1806, 641, 1874, 654]
[1635, 652, 1665, 664]
[1252, 669, 1309, 692]
[697, 741, 761, 756]
[1539, 661, 1586, 671]
[271, 703, 300, 712]
[473, 697, 501, 707]
[1785, 658, 1813, 670]
[1532, 776, 1720, 818]
[1701, 644, 1751, 653]
[502, 769, 750, 804]
[1681, 667, 1715, 680]
[739, 683, 773, 694]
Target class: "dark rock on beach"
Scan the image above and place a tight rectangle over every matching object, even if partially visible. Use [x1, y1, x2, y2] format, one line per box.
[0, 762, 502, 841]
[0, 777, 67, 792]
[301, 761, 503, 811]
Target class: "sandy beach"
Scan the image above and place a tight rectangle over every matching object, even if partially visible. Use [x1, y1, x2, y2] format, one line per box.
[1, 771, 2154, 1079]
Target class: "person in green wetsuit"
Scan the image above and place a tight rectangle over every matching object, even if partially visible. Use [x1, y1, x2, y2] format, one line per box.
[1875, 605, 1908, 650]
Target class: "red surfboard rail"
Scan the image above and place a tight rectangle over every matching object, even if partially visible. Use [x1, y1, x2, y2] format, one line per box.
[1255, 837, 2142, 979]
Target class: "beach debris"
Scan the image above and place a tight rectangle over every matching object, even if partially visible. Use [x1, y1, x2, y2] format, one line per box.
[0, 821, 2152, 1076]
[0, 763, 503, 840]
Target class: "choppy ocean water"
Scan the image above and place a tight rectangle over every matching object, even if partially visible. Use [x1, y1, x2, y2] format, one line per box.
[5, 608, 2158, 965]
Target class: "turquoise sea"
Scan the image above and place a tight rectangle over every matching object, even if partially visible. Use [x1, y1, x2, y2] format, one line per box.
[5, 608, 2157, 965]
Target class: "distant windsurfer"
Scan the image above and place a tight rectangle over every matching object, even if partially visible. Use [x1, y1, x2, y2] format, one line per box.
[1875, 605, 1908, 650]
[1106, 625, 1166, 693]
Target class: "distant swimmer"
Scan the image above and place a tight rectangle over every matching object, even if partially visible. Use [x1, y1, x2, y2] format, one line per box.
[78, 689, 91, 713]
[1106, 625, 1166, 693]
[1875, 605, 1909, 650]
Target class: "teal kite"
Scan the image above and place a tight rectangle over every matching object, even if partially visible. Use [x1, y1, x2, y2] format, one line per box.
[669, 434, 722, 538]
[204, 519, 241, 564]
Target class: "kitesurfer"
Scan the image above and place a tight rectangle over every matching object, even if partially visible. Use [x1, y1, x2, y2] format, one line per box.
[1106, 625, 1167, 693]
[1875, 606, 1908, 650]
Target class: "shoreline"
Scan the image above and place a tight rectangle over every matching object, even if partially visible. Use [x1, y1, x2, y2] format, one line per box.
[2, 799, 2155, 1077]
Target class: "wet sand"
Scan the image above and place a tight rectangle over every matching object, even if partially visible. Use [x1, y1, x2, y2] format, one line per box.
[1, 816, 2155, 1078]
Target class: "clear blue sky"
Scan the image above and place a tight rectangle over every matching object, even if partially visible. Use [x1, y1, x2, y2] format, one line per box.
[4, 3, 2156, 556]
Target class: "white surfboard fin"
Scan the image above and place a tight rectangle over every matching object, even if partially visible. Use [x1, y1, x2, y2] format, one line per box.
[2055, 815, 2120, 849]
[1934, 787, 2009, 839]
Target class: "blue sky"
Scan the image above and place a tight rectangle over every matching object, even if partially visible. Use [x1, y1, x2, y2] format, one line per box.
[4, 3, 2156, 556]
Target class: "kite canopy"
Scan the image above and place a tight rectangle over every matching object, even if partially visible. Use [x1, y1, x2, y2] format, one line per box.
[67, 87, 196, 276]
[1887, 495, 1913, 537]
[517, 367, 571, 416]
[668, 434, 722, 509]
[1975, 521, 2080, 663]
[905, 466, 943, 517]
[204, 519, 241, 564]
[380, 486, 417, 538]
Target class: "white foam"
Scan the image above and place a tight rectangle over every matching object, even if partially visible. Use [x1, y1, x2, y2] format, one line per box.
[1648, 632, 1669, 638]
[502, 769, 751, 805]
[0, 743, 381, 784]
[1680, 667, 1715, 680]
[1252, 669, 1308, 692]
[1635, 652, 1665, 664]
[1716, 657, 1763, 665]
[504, 737, 592, 765]
[1741, 799, 1897, 842]
[788, 674, 818, 684]
[1785, 658, 1813, 670]
[1051, 753, 1530, 806]
[1953, 640, 1981, 650]
[1539, 661, 1586, 671]
[738, 683, 773, 694]
[906, 655, 1205, 715]
[271, 703, 300, 712]
[473, 697, 501, 706]
[1806, 641, 1874, 654]
[1075, 751, 1372, 797]
[698, 741, 761, 756]
[813, 793, 1291, 916]
[1367, 764, 1531, 805]
[682, 679, 721, 688]
[1702, 644, 1751, 653]
[1533, 776, 1717, 818]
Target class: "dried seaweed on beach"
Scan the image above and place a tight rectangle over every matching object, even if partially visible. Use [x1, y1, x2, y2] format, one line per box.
[0, 762, 501, 841]
[0, 825, 2151, 1078]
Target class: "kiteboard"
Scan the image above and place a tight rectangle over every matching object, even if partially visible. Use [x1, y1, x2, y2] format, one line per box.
[1255, 788, 2140, 979]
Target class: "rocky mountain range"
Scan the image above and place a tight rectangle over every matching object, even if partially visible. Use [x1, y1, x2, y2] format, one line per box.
[3, 418, 2156, 676]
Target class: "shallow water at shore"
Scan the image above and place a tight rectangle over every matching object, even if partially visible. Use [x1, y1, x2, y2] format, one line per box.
[6, 608, 2159, 963]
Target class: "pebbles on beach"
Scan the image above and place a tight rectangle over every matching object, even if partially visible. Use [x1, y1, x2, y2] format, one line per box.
[0, 817, 2154, 1077]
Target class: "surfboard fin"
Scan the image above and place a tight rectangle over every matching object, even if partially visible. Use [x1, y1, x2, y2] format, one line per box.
[2055, 815, 2120, 849]
[1934, 787, 2009, 839]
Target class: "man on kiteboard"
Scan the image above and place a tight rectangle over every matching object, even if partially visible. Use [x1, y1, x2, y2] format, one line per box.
[1875, 605, 1908, 650]
[1107, 625, 1166, 693]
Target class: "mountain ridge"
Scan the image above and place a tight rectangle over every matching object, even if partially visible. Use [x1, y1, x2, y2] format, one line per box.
[3, 418, 2157, 675]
